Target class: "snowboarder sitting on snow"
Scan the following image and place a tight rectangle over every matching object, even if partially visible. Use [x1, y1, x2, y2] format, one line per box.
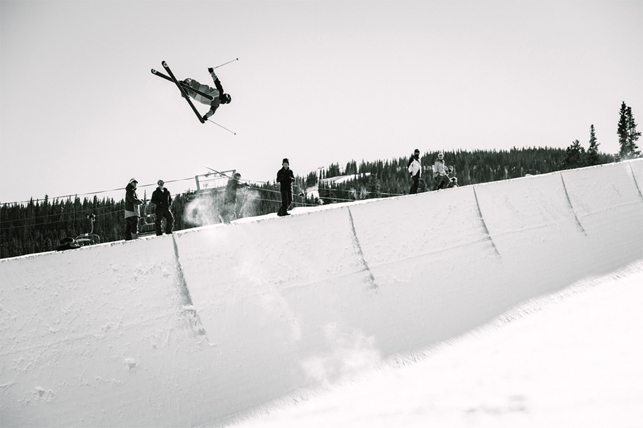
[180, 67, 232, 121]
[277, 159, 295, 216]
[408, 149, 422, 194]
[151, 180, 174, 236]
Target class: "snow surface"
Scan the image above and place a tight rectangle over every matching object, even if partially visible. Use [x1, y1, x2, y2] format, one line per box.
[0, 160, 642, 427]
[232, 262, 643, 428]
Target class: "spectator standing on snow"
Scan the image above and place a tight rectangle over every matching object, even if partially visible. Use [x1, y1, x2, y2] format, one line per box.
[277, 158, 295, 216]
[124, 178, 143, 240]
[221, 172, 242, 223]
[433, 152, 450, 190]
[151, 180, 174, 236]
[408, 149, 422, 194]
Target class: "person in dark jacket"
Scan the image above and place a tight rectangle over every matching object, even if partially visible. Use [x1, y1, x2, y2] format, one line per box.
[221, 172, 242, 223]
[124, 178, 143, 240]
[151, 180, 174, 236]
[276, 158, 295, 216]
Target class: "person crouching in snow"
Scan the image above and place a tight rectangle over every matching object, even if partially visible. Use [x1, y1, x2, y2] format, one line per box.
[180, 67, 231, 121]
[408, 149, 422, 194]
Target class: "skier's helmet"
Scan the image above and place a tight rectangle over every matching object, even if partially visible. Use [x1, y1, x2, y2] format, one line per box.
[221, 93, 232, 104]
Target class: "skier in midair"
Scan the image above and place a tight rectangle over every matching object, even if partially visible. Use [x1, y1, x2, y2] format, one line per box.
[180, 67, 232, 121]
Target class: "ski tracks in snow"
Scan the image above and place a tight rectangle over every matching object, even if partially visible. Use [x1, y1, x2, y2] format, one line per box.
[171, 235, 208, 340]
[347, 207, 378, 290]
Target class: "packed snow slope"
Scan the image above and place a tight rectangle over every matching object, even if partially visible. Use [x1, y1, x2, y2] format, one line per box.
[1, 160, 642, 427]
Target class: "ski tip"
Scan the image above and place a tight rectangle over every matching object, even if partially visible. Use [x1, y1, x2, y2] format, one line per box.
[151, 68, 157, 73]
[162, 61, 167, 67]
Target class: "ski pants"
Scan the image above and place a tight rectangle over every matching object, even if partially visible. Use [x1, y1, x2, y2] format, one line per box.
[434, 175, 450, 191]
[125, 216, 139, 240]
[155, 207, 174, 235]
[279, 188, 292, 215]
[410, 176, 420, 194]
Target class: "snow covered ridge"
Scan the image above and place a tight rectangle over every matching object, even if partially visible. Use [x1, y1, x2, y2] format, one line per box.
[0, 160, 642, 427]
[305, 172, 371, 200]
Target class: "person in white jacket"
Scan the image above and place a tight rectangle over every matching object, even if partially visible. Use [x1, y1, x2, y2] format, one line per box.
[433, 152, 450, 190]
[408, 149, 422, 194]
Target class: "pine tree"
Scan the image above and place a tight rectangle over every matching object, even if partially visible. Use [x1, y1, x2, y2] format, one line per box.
[366, 175, 381, 199]
[617, 102, 628, 157]
[587, 124, 600, 166]
[625, 105, 641, 158]
[562, 140, 586, 169]
[618, 102, 641, 159]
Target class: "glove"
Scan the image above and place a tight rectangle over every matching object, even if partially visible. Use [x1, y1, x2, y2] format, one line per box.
[208, 67, 214, 73]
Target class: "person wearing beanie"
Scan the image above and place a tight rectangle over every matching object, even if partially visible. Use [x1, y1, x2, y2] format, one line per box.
[221, 172, 244, 223]
[151, 180, 174, 235]
[408, 149, 421, 194]
[433, 152, 450, 190]
[124, 178, 143, 240]
[276, 158, 294, 216]
[180, 67, 232, 122]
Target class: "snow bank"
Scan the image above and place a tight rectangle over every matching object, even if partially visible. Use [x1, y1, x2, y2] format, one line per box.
[1, 160, 641, 427]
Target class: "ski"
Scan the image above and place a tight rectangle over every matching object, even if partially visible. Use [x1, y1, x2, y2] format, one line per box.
[160, 61, 205, 124]
[151, 69, 213, 101]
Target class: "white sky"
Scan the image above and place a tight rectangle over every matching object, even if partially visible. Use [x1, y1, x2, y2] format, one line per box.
[1, 0, 641, 203]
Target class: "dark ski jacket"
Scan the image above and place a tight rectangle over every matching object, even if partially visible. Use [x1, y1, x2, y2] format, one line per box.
[125, 183, 143, 218]
[225, 178, 239, 205]
[151, 187, 173, 210]
[277, 167, 295, 192]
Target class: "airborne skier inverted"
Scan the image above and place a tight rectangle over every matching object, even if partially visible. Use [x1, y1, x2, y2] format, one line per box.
[180, 67, 232, 121]
[151, 61, 235, 125]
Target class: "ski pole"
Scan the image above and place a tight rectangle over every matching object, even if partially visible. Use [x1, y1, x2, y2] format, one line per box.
[213, 58, 239, 70]
[207, 119, 237, 135]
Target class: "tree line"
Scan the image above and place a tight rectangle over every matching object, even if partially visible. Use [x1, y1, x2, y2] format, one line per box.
[561, 102, 641, 170]
[1, 102, 639, 259]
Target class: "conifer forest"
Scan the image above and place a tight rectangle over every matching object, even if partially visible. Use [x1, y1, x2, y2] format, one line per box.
[2, 145, 624, 259]
[4, 101, 639, 259]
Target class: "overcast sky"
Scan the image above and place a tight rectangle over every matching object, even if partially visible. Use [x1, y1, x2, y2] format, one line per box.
[1, 0, 641, 203]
